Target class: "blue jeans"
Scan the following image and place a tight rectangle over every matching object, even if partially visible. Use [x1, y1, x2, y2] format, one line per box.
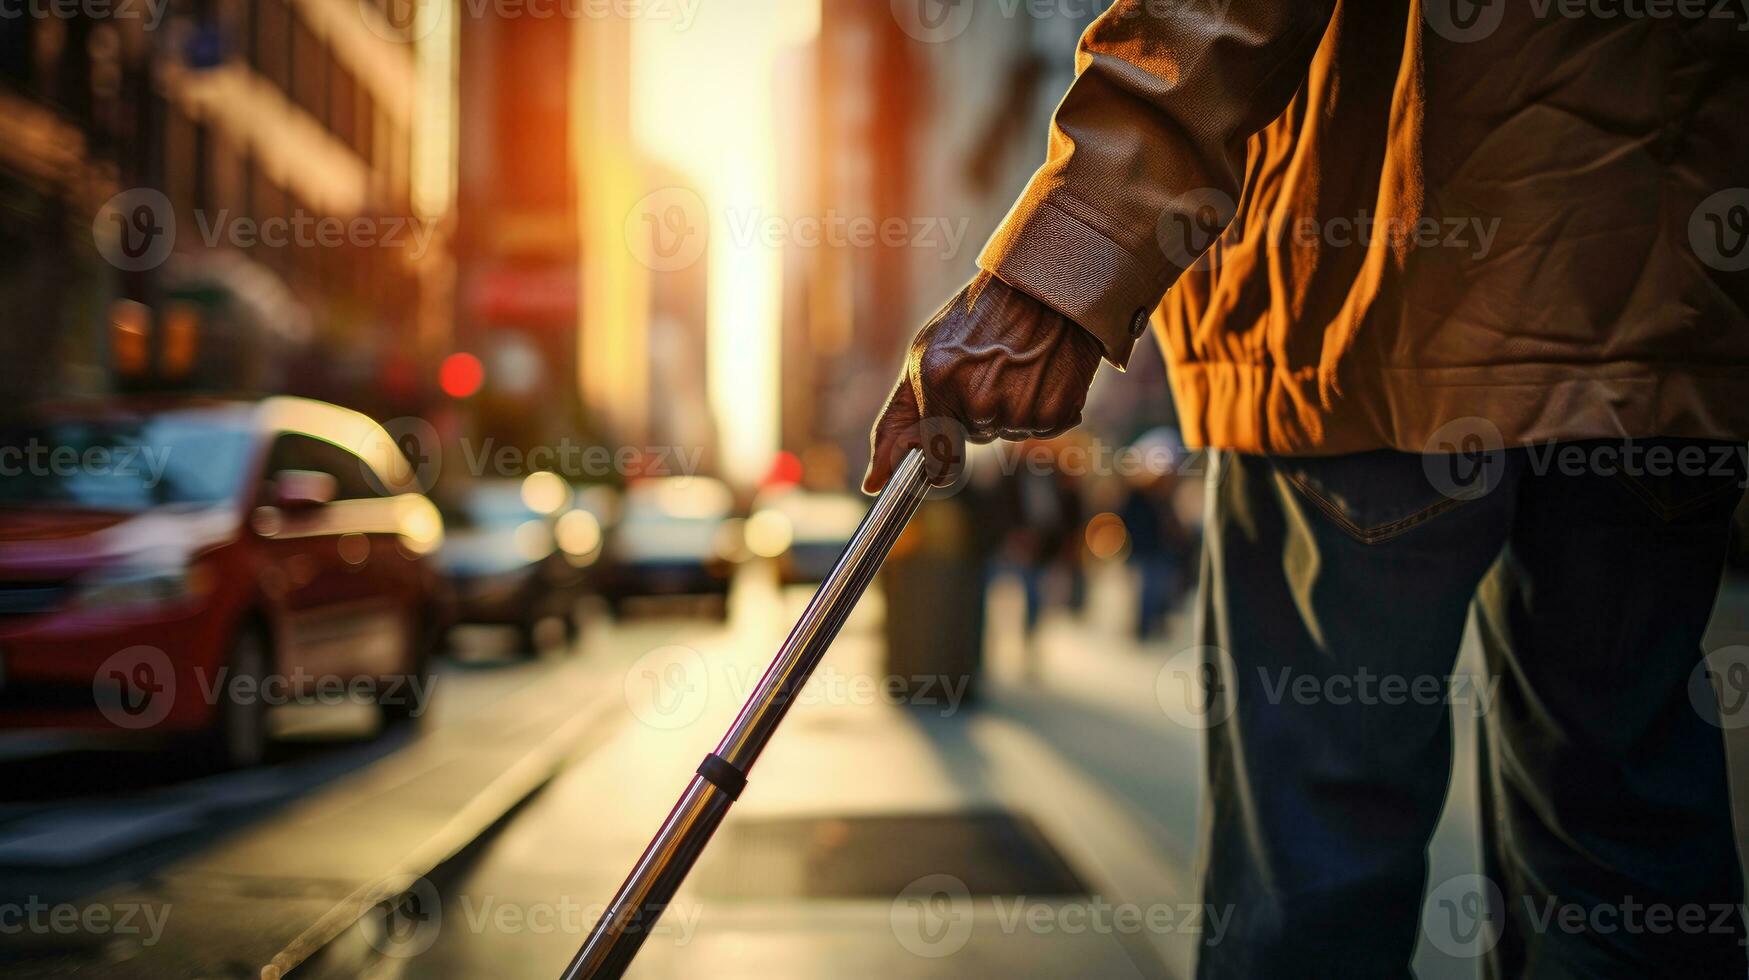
[1195, 441, 1748, 979]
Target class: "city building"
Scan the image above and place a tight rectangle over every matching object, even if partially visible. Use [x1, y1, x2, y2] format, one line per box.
[0, 2, 450, 414]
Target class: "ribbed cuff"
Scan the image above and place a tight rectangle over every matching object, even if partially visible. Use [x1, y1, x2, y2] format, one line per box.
[978, 194, 1171, 369]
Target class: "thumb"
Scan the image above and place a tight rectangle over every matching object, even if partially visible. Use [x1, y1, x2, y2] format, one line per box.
[863, 378, 923, 495]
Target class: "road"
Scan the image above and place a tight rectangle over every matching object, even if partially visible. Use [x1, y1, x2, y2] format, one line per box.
[0, 629, 584, 909]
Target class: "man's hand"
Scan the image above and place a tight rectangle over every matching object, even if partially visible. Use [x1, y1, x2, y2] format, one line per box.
[863, 272, 1105, 494]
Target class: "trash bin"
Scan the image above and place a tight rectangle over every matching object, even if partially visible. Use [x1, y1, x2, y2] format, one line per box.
[880, 497, 984, 709]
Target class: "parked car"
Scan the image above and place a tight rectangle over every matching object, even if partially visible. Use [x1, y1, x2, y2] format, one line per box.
[0, 396, 444, 769]
[596, 476, 736, 619]
[747, 487, 868, 585]
[435, 474, 595, 654]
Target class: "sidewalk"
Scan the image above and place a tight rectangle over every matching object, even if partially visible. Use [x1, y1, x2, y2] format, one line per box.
[397, 569, 1208, 978]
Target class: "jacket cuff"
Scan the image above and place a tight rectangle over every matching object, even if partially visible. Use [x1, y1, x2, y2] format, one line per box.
[977, 193, 1170, 370]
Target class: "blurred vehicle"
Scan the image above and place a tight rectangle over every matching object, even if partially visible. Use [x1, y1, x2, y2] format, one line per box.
[746, 487, 868, 585]
[0, 396, 445, 769]
[435, 473, 597, 654]
[596, 477, 736, 619]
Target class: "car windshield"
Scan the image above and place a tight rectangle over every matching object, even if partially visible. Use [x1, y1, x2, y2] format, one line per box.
[446, 487, 538, 530]
[0, 414, 255, 511]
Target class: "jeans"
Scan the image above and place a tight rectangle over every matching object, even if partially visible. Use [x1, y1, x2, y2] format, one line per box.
[1193, 441, 1749, 979]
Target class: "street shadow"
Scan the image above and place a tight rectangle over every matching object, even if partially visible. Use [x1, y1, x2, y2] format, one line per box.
[940, 682, 1201, 871]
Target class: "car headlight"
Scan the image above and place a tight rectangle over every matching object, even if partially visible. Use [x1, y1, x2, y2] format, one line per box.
[75, 559, 213, 610]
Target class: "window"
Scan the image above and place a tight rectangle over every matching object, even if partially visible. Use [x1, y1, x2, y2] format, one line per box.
[254, 0, 289, 92]
[262, 433, 382, 501]
[290, 20, 325, 120]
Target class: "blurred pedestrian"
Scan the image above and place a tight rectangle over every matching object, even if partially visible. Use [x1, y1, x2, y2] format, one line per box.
[1117, 434, 1195, 641]
[864, 2, 1749, 975]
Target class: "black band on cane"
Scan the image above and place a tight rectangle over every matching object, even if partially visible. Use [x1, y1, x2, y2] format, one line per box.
[696, 753, 747, 800]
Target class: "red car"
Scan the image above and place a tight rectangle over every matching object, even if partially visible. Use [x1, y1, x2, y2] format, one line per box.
[0, 396, 445, 768]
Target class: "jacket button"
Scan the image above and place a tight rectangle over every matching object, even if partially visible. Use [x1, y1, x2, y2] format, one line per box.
[1128, 308, 1149, 338]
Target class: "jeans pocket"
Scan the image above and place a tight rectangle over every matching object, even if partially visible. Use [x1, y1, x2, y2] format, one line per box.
[1273, 450, 1472, 545]
[1610, 439, 1748, 522]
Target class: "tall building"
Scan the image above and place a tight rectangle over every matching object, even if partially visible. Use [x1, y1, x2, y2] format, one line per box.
[777, 0, 923, 480]
[453, 15, 646, 455]
[0, 2, 446, 413]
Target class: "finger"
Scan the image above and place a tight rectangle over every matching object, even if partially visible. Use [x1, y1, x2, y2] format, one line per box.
[863, 379, 922, 494]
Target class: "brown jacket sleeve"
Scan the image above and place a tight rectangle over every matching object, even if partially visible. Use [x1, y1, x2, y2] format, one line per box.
[979, 0, 1338, 367]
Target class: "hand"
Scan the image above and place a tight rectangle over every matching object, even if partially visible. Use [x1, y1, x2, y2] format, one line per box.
[863, 272, 1104, 493]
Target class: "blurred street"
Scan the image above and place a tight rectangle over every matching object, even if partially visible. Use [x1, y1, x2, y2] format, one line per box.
[5, 1, 1749, 976]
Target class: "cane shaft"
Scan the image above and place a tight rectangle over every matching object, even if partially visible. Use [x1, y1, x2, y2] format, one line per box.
[562, 449, 931, 979]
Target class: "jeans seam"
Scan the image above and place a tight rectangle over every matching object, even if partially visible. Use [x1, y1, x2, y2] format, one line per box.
[1611, 470, 1745, 522]
[1282, 470, 1467, 544]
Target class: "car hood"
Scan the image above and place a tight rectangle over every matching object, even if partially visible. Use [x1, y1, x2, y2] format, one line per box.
[0, 506, 239, 577]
